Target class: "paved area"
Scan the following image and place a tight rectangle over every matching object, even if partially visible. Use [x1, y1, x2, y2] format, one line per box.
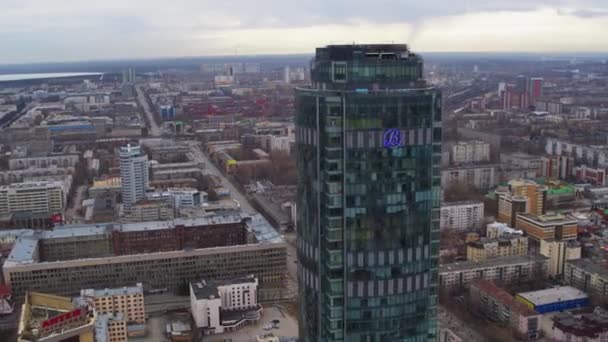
[186, 142, 298, 297]
[204, 306, 298, 342]
[438, 305, 483, 342]
[136, 84, 161, 136]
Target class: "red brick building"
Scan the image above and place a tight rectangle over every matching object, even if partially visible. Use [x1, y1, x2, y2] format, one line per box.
[112, 216, 248, 255]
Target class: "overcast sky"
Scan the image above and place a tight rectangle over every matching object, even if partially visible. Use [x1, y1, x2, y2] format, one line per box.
[2, 0, 608, 64]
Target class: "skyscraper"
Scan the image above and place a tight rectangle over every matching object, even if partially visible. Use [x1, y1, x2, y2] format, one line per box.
[295, 45, 442, 341]
[120, 144, 149, 209]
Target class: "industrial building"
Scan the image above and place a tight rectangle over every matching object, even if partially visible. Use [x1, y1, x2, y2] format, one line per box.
[516, 286, 589, 314]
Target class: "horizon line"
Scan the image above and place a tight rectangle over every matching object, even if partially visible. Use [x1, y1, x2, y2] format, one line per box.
[1, 50, 607, 68]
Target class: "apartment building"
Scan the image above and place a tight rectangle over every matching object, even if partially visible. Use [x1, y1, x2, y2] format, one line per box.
[451, 140, 490, 164]
[81, 283, 145, 324]
[0, 181, 65, 215]
[439, 255, 548, 290]
[469, 279, 541, 340]
[540, 239, 581, 277]
[440, 201, 484, 231]
[564, 259, 608, 298]
[466, 234, 528, 262]
[442, 165, 498, 191]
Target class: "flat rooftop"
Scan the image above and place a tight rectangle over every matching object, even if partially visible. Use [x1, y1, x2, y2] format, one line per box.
[439, 255, 547, 273]
[517, 212, 577, 225]
[517, 286, 588, 306]
[567, 258, 608, 277]
[81, 283, 143, 297]
[4, 213, 283, 265]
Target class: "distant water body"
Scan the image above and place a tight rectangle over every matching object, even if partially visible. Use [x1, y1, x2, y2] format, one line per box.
[0, 72, 102, 82]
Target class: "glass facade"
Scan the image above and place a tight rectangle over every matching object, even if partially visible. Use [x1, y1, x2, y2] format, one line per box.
[296, 45, 441, 342]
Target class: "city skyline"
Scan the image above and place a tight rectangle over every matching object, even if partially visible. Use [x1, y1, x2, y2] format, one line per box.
[1, 0, 608, 64]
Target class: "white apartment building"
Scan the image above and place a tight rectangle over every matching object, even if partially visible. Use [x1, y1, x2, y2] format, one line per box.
[441, 165, 497, 191]
[190, 276, 261, 335]
[80, 283, 146, 324]
[440, 201, 484, 231]
[119, 144, 149, 209]
[0, 181, 65, 215]
[546, 138, 608, 167]
[439, 255, 548, 289]
[270, 136, 292, 155]
[144, 188, 207, 215]
[451, 141, 490, 164]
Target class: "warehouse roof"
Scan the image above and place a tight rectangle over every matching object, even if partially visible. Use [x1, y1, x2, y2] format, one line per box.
[517, 286, 588, 306]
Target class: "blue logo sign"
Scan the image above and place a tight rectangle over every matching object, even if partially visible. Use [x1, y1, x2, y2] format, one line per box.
[383, 129, 402, 148]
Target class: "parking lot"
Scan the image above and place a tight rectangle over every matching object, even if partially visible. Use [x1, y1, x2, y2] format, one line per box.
[204, 305, 298, 342]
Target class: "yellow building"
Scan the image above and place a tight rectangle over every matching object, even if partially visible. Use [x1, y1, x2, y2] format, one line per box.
[0, 181, 65, 215]
[80, 283, 145, 324]
[467, 235, 528, 262]
[93, 177, 122, 188]
[17, 292, 96, 342]
[496, 179, 547, 227]
[516, 212, 578, 242]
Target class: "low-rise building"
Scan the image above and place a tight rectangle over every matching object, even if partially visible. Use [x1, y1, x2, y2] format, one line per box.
[190, 275, 262, 335]
[439, 255, 548, 290]
[574, 165, 607, 186]
[515, 286, 589, 314]
[17, 292, 97, 342]
[469, 279, 541, 340]
[80, 283, 145, 324]
[516, 212, 578, 242]
[466, 234, 528, 262]
[485, 222, 523, 239]
[121, 200, 175, 223]
[500, 152, 542, 172]
[551, 308, 608, 342]
[440, 201, 484, 231]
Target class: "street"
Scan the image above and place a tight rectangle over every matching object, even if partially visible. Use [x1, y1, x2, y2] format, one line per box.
[136, 84, 161, 137]
[186, 142, 299, 291]
[438, 305, 484, 342]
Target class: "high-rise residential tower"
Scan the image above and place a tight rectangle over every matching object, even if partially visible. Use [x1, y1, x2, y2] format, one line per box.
[295, 44, 442, 341]
[119, 144, 149, 209]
